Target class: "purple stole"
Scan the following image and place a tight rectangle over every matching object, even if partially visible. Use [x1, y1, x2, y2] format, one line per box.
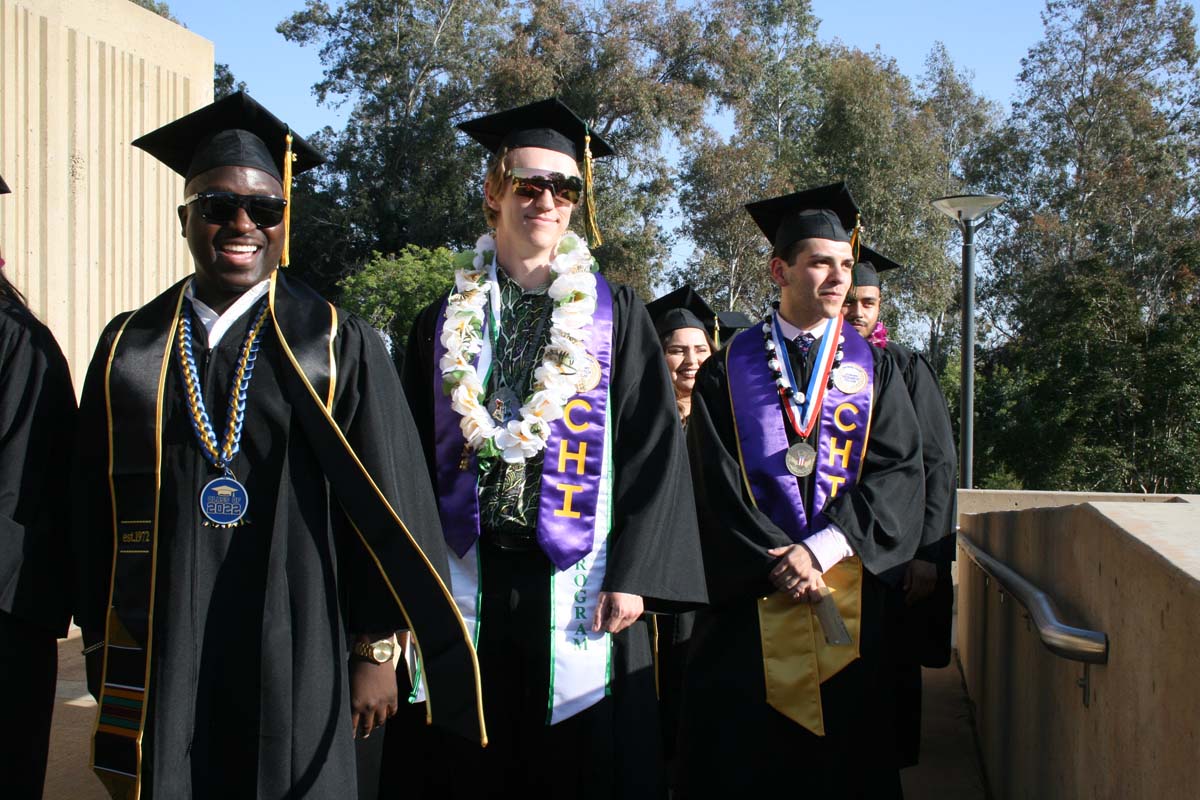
[725, 316, 874, 539]
[432, 275, 614, 570]
[725, 316, 875, 736]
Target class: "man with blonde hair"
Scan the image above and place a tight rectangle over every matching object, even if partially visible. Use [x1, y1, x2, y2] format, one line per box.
[400, 97, 706, 798]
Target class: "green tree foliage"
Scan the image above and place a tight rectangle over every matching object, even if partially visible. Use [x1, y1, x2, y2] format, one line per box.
[971, 0, 1200, 492]
[278, 0, 509, 294]
[338, 246, 456, 349]
[129, 0, 178, 22]
[214, 63, 246, 99]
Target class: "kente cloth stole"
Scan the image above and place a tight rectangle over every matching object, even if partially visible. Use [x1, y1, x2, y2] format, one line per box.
[725, 317, 875, 737]
[94, 273, 485, 799]
[429, 275, 615, 724]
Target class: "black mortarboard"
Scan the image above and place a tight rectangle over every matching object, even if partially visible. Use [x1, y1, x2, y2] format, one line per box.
[647, 285, 752, 347]
[131, 91, 325, 183]
[744, 181, 861, 254]
[459, 97, 613, 247]
[0, 173, 9, 195]
[457, 97, 614, 161]
[852, 245, 902, 288]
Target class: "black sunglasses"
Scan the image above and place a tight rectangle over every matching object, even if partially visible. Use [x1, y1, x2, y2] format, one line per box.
[184, 191, 288, 229]
[505, 168, 583, 205]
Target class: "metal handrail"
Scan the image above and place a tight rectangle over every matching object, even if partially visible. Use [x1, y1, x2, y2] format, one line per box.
[958, 532, 1109, 665]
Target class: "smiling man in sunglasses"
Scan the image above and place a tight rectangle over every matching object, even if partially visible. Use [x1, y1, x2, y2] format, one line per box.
[396, 98, 706, 799]
[70, 92, 483, 799]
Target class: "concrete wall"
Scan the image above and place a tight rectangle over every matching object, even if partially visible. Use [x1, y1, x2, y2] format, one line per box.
[958, 501, 1200, 799]
[0, 0, 212, 388]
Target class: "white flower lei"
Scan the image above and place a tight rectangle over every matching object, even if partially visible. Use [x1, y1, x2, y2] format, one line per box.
[441, 231, 599, 465]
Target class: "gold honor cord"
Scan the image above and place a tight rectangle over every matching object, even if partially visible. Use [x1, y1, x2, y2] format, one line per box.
[583, 131, 602, 248]
[281, 131, 297, 267]
[266, 274, 488, 746]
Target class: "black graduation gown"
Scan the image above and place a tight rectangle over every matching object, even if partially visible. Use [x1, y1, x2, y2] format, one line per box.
[679, 331, 924, 798]
[392, 281, 707, 800]
[880, 341, 958, 768]
[0, 298, 76, 799]
[72, 287, 447, 799]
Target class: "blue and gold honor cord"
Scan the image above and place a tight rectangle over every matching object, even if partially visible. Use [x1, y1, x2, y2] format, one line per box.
[176, 298, 270, 526]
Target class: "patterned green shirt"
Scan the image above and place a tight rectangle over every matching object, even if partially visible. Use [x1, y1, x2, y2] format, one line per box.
[477, 269, 555, 537]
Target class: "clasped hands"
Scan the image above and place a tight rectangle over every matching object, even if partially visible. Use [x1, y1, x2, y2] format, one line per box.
[767, 543, 826, 603]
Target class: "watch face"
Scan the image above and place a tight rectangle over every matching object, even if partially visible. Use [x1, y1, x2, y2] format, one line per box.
[372, 642, 395, 663]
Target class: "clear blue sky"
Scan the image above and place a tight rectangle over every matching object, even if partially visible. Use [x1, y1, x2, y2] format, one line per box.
[155, 0, 1109, 139]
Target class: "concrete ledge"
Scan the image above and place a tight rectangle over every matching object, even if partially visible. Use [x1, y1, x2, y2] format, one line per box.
[958, 501, 1200, 799]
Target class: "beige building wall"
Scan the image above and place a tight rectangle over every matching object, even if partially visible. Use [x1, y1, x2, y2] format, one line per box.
[0, 0, 213, 389]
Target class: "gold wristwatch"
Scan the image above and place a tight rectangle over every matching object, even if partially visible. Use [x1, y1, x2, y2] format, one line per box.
[352, 636, 396, 665]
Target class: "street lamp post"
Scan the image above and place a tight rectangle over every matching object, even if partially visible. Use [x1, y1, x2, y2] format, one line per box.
[931, 194, 1006, 489]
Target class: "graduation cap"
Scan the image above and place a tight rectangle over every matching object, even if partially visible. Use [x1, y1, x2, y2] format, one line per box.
[744, 181, 862, 257]
[0, 173, 9, 195]
[852, 245, 902, 288]
[131, 91, 326, 266]
[458, 97, 613, 247]
[646, 285, 753, 348]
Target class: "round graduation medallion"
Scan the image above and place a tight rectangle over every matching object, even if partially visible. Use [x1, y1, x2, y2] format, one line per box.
[200, 476, 249, 527]
[574, 353, 602, 393]
[833, 363, 869, 395]
[785, 442, 818, 477]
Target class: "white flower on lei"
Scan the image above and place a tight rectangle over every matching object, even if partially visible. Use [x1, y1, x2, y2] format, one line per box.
[495, 419, 545, 463]
[440, 231, 600, 465]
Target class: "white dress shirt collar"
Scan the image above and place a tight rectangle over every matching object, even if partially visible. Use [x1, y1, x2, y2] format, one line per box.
[184, 278, 272, 348]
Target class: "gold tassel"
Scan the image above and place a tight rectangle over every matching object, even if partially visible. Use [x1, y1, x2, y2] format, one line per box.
[281, 131, 297, 267]
[849, 212, 862, 263]
[713, 315, 721, 348]
[583, 130, 603, 247]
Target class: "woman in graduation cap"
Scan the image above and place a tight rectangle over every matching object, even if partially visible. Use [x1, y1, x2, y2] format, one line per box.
[647, 288, 718, 428]
[0, 173, 77, 798]
[70, 92, 483, 799]
[678, 182, 925, 798]
[400, 97, 707, 799]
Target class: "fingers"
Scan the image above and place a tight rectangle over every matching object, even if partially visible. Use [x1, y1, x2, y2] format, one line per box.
[766, 545, 790, 557]
[592, 593, 609, 633]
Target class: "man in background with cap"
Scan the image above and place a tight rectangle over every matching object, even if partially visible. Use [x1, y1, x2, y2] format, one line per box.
[679, 182, 924, 796]
[401, 97, 706, 798]
[843, 247, 958, 774]
[71, 91, 483, 798]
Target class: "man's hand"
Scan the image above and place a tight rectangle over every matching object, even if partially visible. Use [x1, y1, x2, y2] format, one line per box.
[903, 559, 938, 606]
[767, 544, 827, 604]
[350, 649, 398, 739]
[592, 591, 644, 634]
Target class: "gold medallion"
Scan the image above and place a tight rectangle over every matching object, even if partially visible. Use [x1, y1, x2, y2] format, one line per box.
[574, 354, 602, 393]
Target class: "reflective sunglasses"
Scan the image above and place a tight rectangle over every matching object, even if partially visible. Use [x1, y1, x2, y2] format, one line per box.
[505, 168, 583, 205]
[184, 191, 288, 229]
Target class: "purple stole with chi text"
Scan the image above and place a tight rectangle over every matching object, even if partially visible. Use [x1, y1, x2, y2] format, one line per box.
[430, 275, 615, 724]
[726, 315, 875, 736]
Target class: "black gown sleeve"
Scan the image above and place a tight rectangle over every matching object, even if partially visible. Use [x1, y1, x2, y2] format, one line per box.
[896, 347, 957, 562]
[400, 298, 444, 483]
[331, 314, 451, 636]
[0, 305, 77, 637]
[600, 287, 707, 612]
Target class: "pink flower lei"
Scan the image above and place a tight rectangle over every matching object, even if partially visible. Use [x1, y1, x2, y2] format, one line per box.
[867, 321, 889, 348]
